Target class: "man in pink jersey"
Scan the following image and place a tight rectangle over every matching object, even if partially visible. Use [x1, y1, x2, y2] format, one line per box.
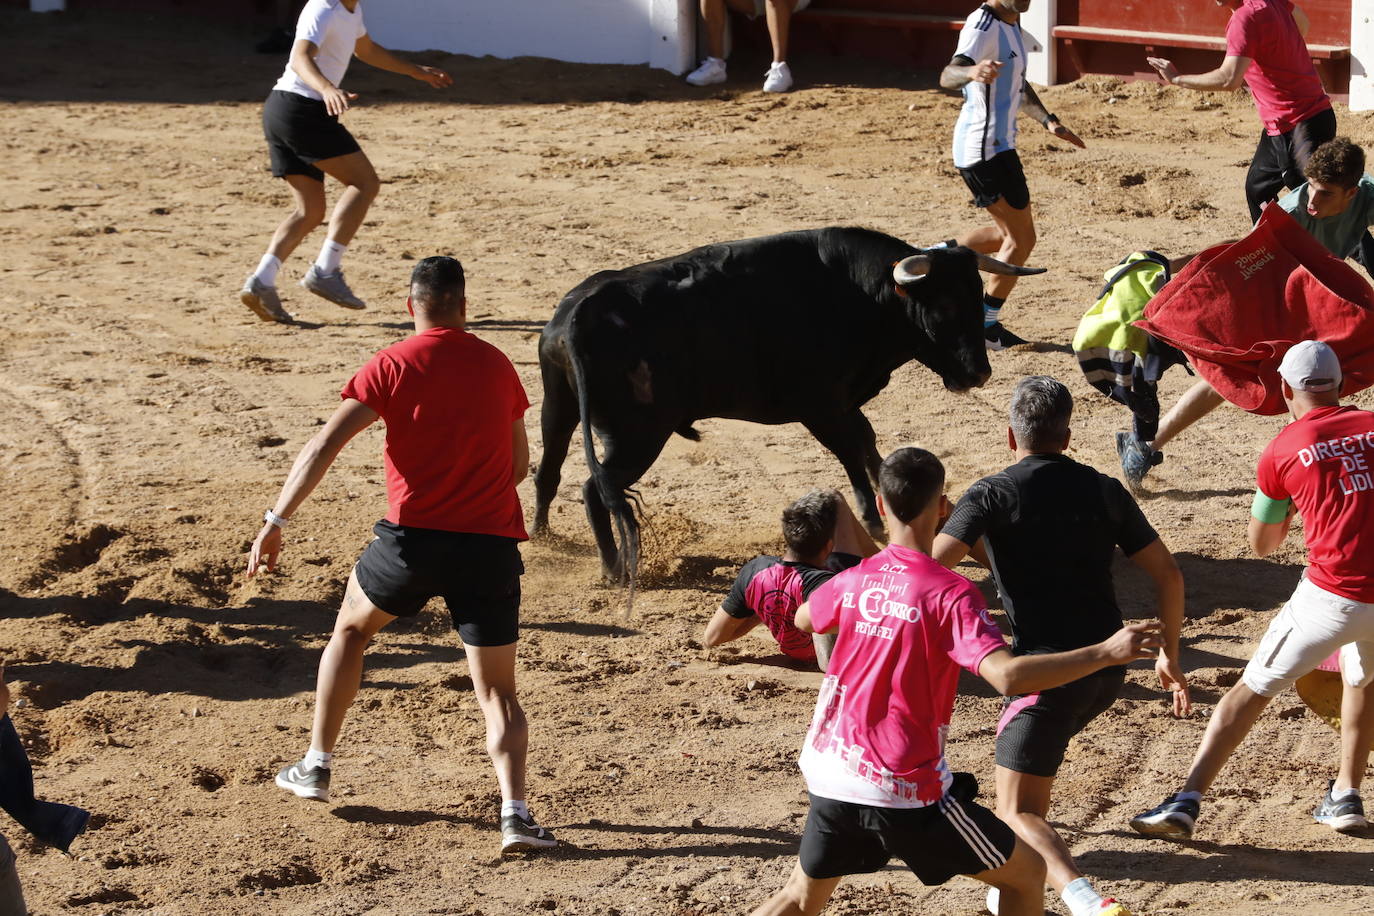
[1147, 0, 1334, 223]
[702, 489, 877, 671]
[751, 447, 1164, 916]
[246, 256, 555, 854]
[1133, 341, 1374, 840]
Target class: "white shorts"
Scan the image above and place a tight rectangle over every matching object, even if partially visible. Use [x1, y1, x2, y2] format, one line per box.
[752, 0, 811, 16]
[1243, 576, 1374, 697]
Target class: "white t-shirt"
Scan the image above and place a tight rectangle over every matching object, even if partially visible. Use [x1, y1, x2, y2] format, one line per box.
[273, 0, 367, 101]
[951, 4, 1027, 169]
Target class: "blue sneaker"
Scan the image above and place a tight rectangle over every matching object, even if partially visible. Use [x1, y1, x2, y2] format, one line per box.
[1116, 431, 1162, 489]
[1130, 793, 1199, 840]
[1313, 781, 1367, 833]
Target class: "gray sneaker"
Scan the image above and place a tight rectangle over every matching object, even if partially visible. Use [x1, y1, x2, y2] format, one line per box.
[275, 761, 330, 802]
[301, 265, 366, 309]
[240, 275, 293, 323]
[1116, 431, 1163, 489]
[500, 812, 557, 853]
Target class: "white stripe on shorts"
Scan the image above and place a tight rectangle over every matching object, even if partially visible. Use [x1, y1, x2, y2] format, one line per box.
[939, 796, 1006, 872]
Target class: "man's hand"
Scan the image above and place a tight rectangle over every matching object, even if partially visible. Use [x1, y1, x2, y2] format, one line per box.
[1147, 57, 1178, 85]
[1100, 621, 1165, 664]
[412, 65, 452, 89]
[247, 523, 284, 577]
[1049, 121, 1086, 149]
[971, 60, 1003, 84]
[322, 86, 359, 116]
[1156, 655, 1192, 717]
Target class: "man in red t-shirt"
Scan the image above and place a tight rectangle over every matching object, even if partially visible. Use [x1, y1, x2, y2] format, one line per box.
[246, 256, 556, 854]
[1133, 341, 1374, 841]
[1147, 0, 1335, 223]
[751, 448, 1164, 916]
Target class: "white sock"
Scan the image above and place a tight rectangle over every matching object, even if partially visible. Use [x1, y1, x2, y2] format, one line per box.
[1062, 877, 1105, 916]
[254, 253, 282, 287]
[501, 799, 530, 820]
[1175, 790, 1202, 803]
[303, 748, 332, 770]
[1332, 785, 1360, 801]
[315, 239, 347, 273]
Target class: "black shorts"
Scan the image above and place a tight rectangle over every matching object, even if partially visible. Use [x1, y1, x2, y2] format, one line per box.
[1244, 106, 1336, 223]
[799, 792, 1016, 885]
[262, 89, 362, 182]
[995, 667, 1125, 778]
[958, 149, 1030, 210]
[353, 520, 523, 647]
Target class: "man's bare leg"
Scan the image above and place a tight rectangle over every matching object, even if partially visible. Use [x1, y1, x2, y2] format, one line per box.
[1180, 681, 1272, 794]
[974, 837, 1049, 916]
[1151, 380, 1225, 451]
[314, 150, 380, 248]
[266, 174, 326, 263]
[956, 225, 1005, 255]
[764, 0, 794, 62]
[995, 767, 1082, 895]
[751, 863, 843, 916]
[980, 198, 1036, 302]
[310, 569, 396, 754]
[1337, 678, 1374, 792]
[466, 641, 529, 802]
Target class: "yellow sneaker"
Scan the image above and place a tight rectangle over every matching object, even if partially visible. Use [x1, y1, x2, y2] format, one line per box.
[1099, 901, 1133, 916]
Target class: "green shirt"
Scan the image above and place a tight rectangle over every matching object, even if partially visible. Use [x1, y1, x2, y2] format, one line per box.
[1278, 174, 1374, 259]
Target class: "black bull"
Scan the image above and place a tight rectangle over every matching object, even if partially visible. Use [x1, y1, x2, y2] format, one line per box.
[532, 226, 1043, 588]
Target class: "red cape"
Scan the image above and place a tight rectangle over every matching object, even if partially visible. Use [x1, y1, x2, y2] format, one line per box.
[1135, 205, 1374, 414]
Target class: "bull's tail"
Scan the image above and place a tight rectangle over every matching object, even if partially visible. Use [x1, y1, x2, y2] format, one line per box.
[566, 321, 640, 613]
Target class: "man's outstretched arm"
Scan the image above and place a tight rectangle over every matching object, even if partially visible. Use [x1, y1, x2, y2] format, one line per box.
[978, 622, 1163, 696]
[247, 398, 379, 576]
[1130, 537, 1192, 716]
[702, 607, 761, 647]
[1148, 54, 1251, 92]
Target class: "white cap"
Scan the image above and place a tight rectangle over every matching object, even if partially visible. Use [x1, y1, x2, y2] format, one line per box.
[1278, 339, 1342, 392]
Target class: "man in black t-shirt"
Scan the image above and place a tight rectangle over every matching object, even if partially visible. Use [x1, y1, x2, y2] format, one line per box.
[933, 376, 1189, 916]
[703, 489, 877, 671]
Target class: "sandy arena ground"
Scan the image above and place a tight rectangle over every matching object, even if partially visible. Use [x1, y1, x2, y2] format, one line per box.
[1, 9, 1373, 915]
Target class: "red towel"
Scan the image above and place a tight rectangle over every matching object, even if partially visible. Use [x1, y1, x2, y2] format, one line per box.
[1135, 205, 1374, 415]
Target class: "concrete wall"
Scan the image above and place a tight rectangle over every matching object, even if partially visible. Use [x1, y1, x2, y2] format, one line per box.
[367, 0, 695, 75]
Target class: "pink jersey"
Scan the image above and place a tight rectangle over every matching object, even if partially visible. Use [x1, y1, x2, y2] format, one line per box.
[798, 544, 1007, 808]
[1226, 0, 1330, 135]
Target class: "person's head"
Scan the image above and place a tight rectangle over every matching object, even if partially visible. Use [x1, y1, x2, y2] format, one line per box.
[781, 489, 840, 560]
[1008, 375, 1073, 454]
[1302, 138, 1365, 219]
[408, 256, 467, 324]
[996, 0, 1031, 13]
[878, 447, 946, 528]
[1278, 339, 1343, 413]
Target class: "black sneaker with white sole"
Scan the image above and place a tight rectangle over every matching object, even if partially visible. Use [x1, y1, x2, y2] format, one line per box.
[984, 322, 1028, 351]
[275, 761, 330, 802]
[1130, 793, 1199, 840]
[1313, 780, 1367, 833]
[501, 812, 557, 853]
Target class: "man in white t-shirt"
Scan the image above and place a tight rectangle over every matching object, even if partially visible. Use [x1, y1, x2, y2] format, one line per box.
[939, 0, 1084, 352]
[750, 447, 1163, 916]
[240, 0, 452, 323]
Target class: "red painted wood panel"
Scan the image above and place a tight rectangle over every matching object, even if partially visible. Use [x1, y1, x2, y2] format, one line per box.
[1068, 0, 1348, 45]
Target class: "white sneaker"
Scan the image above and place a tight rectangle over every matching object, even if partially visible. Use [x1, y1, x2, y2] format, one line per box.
[686, 57, 727, 86]
[985, 887, 999, 915]
[762, 61, 793, 93]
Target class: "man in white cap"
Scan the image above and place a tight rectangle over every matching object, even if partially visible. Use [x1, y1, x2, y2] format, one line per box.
[1131, 340, 1374, 840]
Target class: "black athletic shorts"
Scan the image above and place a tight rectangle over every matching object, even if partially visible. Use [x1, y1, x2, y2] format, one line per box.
[799, 792, 1016, 885]
[1244, 106, 1337, 224]
[995, 667, 1125, 778]
[353, 520, 523, 647]
[262, 89, 362, 182]
[958, 149, 1030, 210]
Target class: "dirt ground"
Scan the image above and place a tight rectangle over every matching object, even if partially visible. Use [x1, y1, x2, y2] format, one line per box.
[2, 9, 1373, 915]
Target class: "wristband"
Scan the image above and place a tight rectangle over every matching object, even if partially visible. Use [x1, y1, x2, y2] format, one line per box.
[264, 509, 290, 529]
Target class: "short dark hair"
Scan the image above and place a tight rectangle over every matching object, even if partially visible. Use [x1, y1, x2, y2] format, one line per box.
[409, 256, 466, 313]
[1009, 376, 1072, 451]
[781, 489, 840, 558]
[1305, 137, 1365, 189]
[878, 447, 945, 524]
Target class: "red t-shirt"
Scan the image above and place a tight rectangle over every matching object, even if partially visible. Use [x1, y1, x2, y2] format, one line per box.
[797, 544, 1007, 808]
[1226, 0, 1330, 135]
[1256, 405, 1374, 602]
[341, 327, 530, 538]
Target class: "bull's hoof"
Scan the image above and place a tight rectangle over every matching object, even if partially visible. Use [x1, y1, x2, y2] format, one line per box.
[530, 521, 550, 539]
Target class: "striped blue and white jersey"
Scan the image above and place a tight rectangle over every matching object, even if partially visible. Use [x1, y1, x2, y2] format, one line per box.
[951, 4, 1028, 169]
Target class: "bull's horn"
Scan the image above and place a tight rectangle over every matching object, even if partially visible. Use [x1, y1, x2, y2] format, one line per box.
[892, 254, 932, 284]
[975, 253, 1048, 277]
